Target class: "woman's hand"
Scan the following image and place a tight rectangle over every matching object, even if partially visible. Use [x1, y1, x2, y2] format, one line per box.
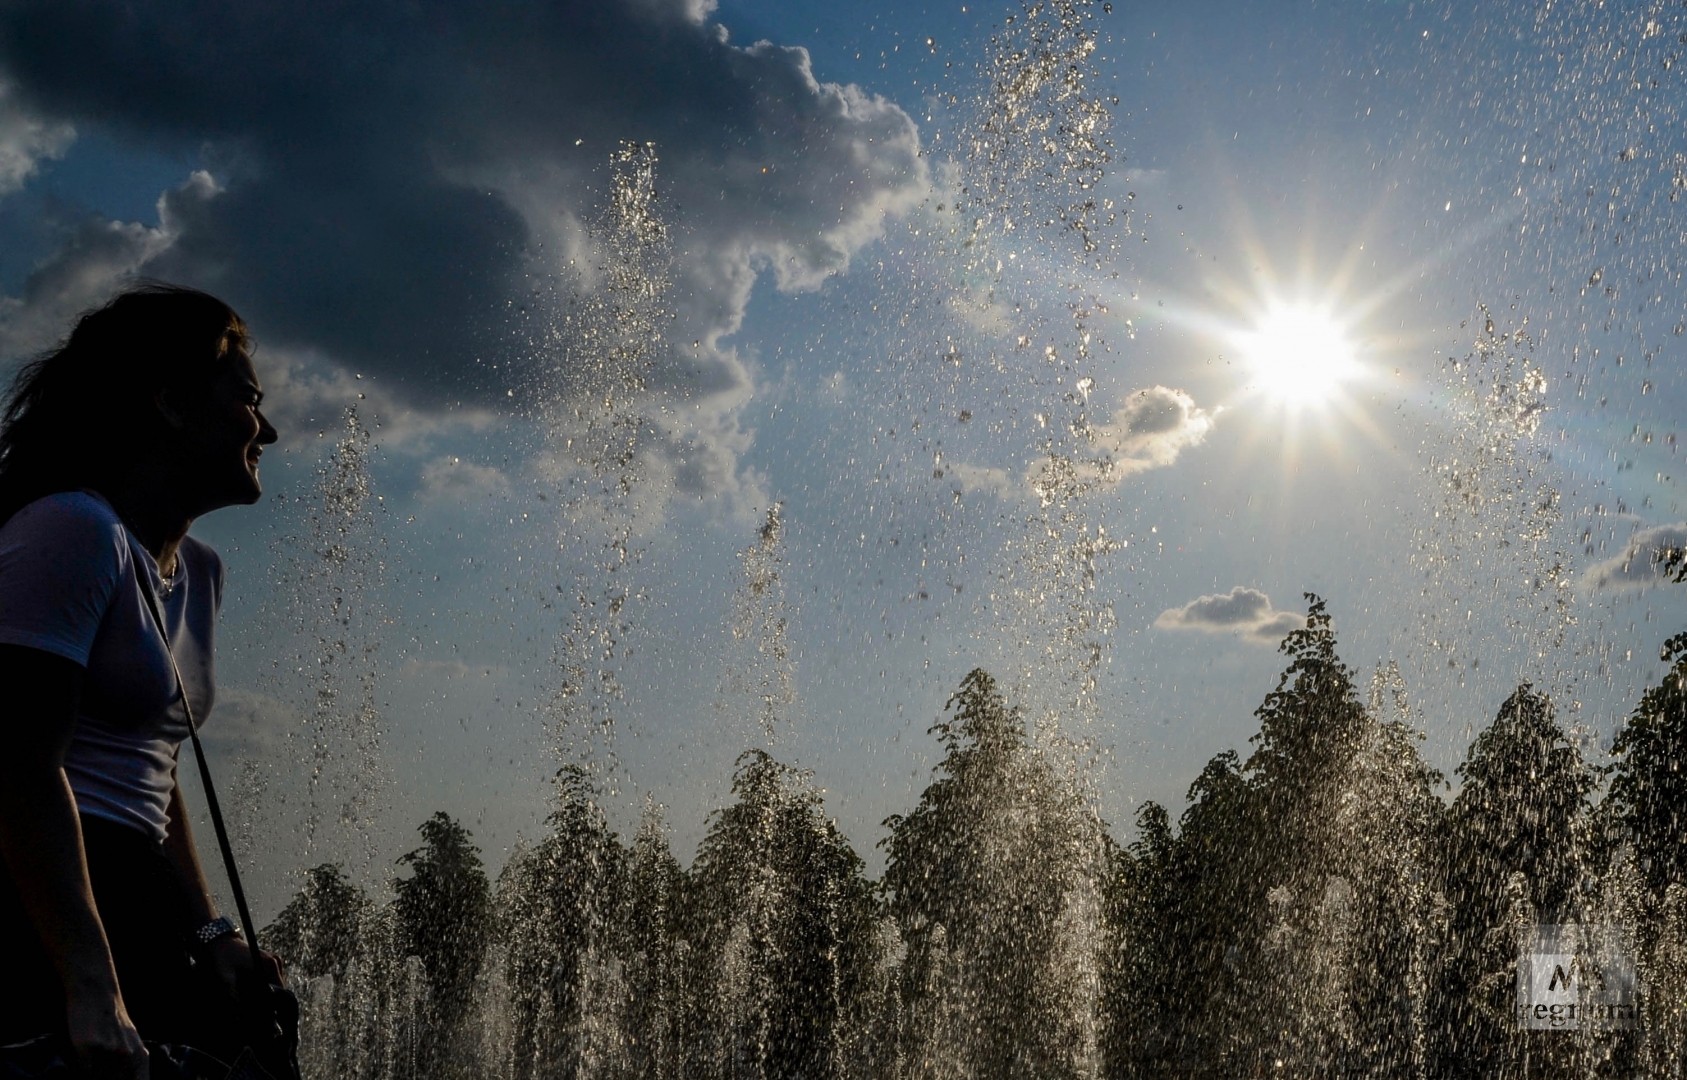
[204, 934, 287, 1000]
[64, 987, 149, 1079]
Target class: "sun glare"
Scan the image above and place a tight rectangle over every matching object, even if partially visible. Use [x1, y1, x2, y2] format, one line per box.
[1238, 303, 1360, 408]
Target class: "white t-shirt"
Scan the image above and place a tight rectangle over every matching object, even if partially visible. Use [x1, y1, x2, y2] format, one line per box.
[0, 490, 221, 842]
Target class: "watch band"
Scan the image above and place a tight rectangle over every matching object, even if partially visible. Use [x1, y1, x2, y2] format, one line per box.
[194, 914, 240, 946]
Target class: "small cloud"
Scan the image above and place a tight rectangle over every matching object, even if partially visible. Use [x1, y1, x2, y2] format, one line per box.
[1583, 522, 1687, 592]
[944, 461, 1017, 498]
[1111, 167, 1169, 194]
[1026, 386, 1218, 498]
[199, 688, 301, 764]
[416, 455, 514, 504]
[818, 370, 851, 404]
[1155, 586, 1303, 646]
[1092, 385, 1218, 475]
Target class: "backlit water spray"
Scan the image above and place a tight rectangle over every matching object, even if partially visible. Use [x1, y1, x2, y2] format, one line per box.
[267, 401, 389, 873]
[539, 140, 672, 784]
[257, 1, 1687, 1076]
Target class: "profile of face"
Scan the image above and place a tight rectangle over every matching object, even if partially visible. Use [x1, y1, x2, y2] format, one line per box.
[165, 347, 279, 512]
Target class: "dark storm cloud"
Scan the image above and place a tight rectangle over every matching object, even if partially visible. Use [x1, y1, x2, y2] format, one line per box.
[1583, 523, 1687, 592]
[0, 3, 524, 390]
[0, 0, 927, 491]
[1155, 586, 1303, 646]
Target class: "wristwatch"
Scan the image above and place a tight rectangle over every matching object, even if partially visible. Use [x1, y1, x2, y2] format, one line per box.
[193, 915, 241, 947]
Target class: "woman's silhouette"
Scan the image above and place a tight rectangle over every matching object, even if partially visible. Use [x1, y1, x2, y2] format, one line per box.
[0, 284, 282, 1078]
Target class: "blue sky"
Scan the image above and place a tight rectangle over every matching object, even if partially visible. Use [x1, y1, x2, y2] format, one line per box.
[3, 0, 1685, 916]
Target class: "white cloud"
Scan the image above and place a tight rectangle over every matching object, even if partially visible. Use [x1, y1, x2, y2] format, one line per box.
[527, 400, 770, 532]
[627, 0, 718, 23]
[199, 687, 302, 764]
[241, 344, 503, 458]
[944, 387, 1218, 507]
[417, 455, 514, 504]
[944, 461, 1018, 499]
[1583, 522, 1687, 592]
[0, 172, 227, 362]
[818, 370, 852, 404]
[0, 78, 72, 197]
[0, 217, 166, 360]
[1088, 385, 1218, 478]
[1025, 386, 1218, 499]
[1155, 586, 1304, 646]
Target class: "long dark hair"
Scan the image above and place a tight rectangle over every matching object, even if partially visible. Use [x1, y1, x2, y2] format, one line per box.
[0, 283, 250, 525]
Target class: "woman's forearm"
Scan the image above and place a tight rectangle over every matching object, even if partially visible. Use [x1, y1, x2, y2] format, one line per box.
[0, 766, 123, 999]
[0, 644, 148, 1068]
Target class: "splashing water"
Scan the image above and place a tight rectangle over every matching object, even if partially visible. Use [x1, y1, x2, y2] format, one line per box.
[538, 141, 673, 783]
[1416, 309, 1578, 690]
[248, 2, 1687, 1077]
[960, 0, 1119, 269]
[275, 402, 389, 871]
[718, 505, 798, 741]
[894, 1, 1131, 782]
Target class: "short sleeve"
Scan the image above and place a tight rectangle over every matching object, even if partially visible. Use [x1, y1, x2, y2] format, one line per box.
[0, 493, 125, 665]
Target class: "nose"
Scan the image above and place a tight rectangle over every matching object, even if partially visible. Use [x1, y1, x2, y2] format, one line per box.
[256, 408, 279, 445]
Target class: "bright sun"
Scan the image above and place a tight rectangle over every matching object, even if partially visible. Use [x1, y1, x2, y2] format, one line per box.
[1238, 302, 1360, 408]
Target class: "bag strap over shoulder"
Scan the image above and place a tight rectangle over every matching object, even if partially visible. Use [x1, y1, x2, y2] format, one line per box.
[131, 550, 266, 973]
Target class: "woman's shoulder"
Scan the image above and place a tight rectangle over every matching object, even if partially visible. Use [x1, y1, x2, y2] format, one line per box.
[0, 490, 128, 554]
[0, 492, 129, 659]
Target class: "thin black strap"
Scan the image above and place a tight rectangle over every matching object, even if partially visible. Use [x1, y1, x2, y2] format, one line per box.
[133, 552, 266, 971]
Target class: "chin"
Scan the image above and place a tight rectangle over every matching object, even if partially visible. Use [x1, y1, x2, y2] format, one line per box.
[219, 470, 264, 508]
